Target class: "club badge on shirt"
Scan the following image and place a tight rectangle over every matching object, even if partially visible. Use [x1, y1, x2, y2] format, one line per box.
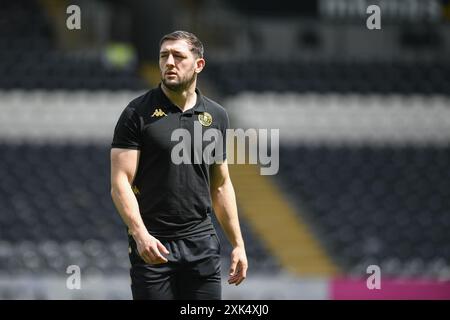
[198, 112, 212, 126]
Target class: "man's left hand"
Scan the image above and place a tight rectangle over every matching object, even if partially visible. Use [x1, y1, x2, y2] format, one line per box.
[228, 246, 248, 286]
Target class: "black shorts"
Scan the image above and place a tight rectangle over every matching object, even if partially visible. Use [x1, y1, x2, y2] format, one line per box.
[128, 233, 222, 300]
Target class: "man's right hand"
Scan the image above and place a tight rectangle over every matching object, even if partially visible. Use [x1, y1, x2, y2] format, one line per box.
[133, 230, 170, 264]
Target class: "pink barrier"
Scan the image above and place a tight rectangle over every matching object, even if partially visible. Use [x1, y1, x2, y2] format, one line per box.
[330, 278, 450, 300]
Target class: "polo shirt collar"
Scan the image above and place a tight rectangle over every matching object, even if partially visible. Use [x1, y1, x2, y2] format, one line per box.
[158, 83, 206, 114]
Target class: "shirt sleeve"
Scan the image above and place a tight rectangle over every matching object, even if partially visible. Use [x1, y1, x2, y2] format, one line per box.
[111, 105, 142, 150]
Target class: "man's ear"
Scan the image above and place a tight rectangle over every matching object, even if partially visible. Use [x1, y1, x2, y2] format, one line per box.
[195, 58, 205, 73]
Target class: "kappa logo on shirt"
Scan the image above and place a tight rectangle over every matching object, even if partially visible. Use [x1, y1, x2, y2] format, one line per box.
[151, 108, 167, 117]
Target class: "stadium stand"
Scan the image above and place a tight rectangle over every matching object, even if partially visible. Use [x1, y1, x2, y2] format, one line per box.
[0, 0, 146, 90]
[276, 145, 450, 279]
[0, 143, 281, 276]
[204, 61, 450, 95]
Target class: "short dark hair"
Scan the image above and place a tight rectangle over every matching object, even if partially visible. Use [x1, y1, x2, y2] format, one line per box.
[159, 30, 204, 58]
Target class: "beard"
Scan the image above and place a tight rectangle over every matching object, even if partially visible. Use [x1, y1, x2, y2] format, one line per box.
[161, 70, 196, 93]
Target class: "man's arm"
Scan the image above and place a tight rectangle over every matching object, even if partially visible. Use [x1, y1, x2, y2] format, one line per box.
[110, 148, 169, 264]
[210, 160, 248, 285]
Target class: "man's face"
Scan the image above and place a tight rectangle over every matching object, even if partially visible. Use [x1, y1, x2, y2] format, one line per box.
[159, 39, 204, 92]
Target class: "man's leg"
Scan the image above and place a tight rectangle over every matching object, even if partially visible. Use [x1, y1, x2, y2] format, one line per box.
[176, 233, 222, 300]
[130, 263, 177, 300]
[128, 236, 178, 300]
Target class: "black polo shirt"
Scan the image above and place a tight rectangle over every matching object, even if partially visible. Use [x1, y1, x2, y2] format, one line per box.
[111, 84, 229, 240]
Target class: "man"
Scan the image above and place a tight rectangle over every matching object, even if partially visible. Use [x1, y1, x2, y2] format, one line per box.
[110, 30, 248, 300]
